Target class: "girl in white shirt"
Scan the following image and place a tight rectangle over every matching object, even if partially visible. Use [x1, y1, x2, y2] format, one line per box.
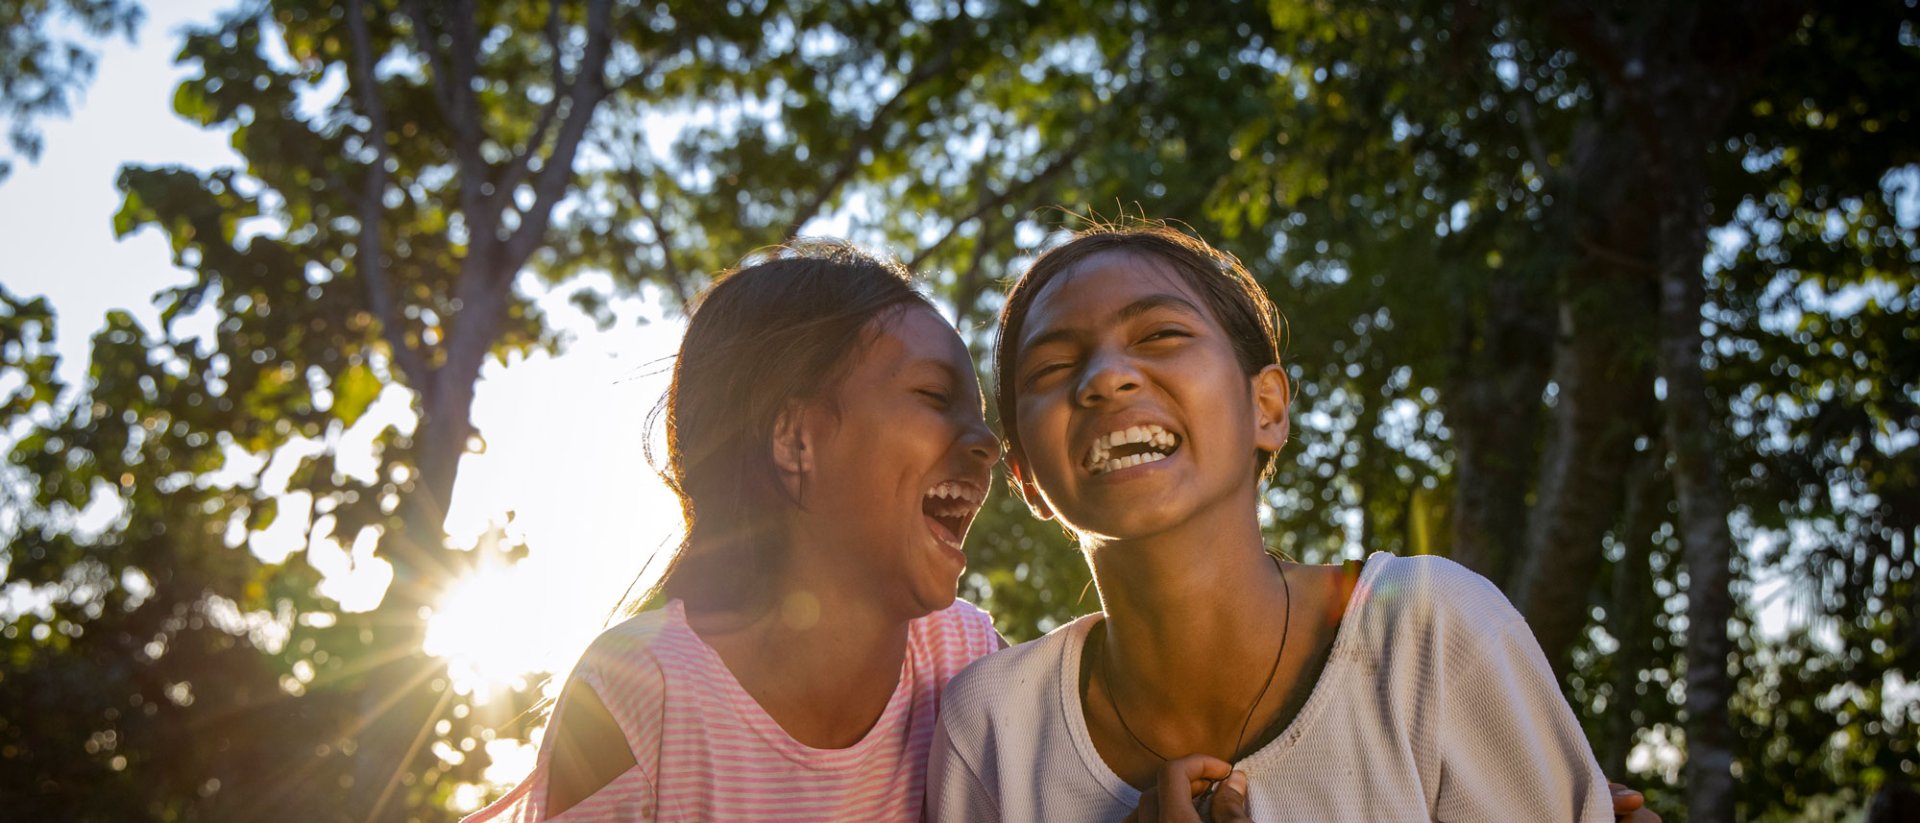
[927, 224, 1620, 823]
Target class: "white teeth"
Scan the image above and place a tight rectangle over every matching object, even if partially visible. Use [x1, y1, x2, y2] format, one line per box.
[1086, 449, 1171, 475]
[1081, 423, 1180, 471]
[924, 481, 981, 509]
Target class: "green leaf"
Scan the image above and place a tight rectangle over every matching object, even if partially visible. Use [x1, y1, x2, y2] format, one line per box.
[331, 363, 381, 429]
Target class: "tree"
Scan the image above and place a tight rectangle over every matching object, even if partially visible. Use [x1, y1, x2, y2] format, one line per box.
[7, 0, 1914, 818]
[916, 1, 1917, 818]
[66, 0, 1114, 817]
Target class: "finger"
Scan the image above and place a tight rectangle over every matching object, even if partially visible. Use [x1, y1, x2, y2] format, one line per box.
[1609, 782, 1646, 814]
[1624, 809, 1663, 823]
[1155, 755, 1234, 823]
[1159, 753, 1235, 800]
[1208, 771, 1253, 823]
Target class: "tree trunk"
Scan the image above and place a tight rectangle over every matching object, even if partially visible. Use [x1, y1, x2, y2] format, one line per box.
[344, 254, 508, 821]
[1445, 271, 1551, 585]
[1513, 117, 1660, 671]
[1653, 151, 1739, 823]
[1603, 445, 1665, 778]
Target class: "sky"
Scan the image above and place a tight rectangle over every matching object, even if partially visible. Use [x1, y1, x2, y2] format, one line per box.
[0, 0, 691, 709]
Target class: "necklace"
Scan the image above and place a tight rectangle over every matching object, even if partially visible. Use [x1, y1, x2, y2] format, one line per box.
[1098, 551, 1292, 763]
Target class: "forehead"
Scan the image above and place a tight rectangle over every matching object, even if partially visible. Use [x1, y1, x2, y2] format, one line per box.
[851, 304, 975, 381]
[1019, 250, 1216, 351]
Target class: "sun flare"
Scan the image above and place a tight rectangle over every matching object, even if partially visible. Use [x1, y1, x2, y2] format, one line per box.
[420, 288, 689, 698]
[424, 565, 564, 696]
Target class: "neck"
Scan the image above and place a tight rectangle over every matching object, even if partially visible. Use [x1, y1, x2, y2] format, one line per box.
[699, 558, 914, 673]
[685, 541, 915, 749]
[1085, 492, 1288, 703]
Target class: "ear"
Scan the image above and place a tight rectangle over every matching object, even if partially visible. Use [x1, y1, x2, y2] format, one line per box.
[1005, 454, 1055, 521]
[1250, 363, 1291, 452]
[771, 401, 814, 497]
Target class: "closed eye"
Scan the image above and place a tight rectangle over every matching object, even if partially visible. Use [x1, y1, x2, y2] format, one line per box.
[916, 388, 951, 407]
[1022, 361, 1071, 387]
[1140, 327, 1192, 343]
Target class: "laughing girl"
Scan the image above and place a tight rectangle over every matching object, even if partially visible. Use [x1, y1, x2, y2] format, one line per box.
[928, 225, 1615, 822]
[466, 242, 1002, 821]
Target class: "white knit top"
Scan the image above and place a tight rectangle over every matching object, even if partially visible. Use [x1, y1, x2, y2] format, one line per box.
[926, 552, 1612, 822]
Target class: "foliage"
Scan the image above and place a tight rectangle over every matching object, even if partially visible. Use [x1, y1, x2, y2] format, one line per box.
[3, 0, 1916, 819]
[922, 0, 1919, 818]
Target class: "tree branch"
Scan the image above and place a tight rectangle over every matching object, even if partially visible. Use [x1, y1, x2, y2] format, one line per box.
[906, 131, 1090, 272]
[620, 164, 693, 305]
[397, 0, 454, 115]
[401, 0, 489, 220]
[948, 212, 1005, 327]
[344, 0, 430, 388]
[778, 38, 960, 239]
[498, 0, 614, 276]
[485, 0, 567, 217]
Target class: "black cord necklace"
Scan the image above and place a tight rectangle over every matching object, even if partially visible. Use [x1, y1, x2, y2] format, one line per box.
[1098, 551, 1292, 763]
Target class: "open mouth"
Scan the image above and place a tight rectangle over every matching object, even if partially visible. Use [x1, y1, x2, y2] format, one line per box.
[922, 480, 984, 549]
[1083, 423, 1182, 475]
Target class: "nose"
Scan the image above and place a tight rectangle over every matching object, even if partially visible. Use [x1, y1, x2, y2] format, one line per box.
[1074, 349, 1141, 407]
[961, 416, 1001, 466]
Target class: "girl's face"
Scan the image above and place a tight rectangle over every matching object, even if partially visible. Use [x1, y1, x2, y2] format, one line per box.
[789, 305, 999, 617]
[1009, 251, 1288, 542]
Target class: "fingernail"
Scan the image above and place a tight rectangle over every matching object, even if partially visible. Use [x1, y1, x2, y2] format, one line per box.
[1227, 771, 1249, 793]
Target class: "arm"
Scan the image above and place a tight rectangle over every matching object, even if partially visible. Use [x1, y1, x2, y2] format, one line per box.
[546, 678, 639, 815]
[1433, 613, 1614, 823]
[539, 637, 668, 821]
[924, 713, 1001, 823]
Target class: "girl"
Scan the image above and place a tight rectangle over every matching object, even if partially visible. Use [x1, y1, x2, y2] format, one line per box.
[928, 224, 1618, 821]
[465, 241, 1003, 821]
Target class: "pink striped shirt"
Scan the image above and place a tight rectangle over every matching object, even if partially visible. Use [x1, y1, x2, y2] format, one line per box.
[465, 598, 1001, 822]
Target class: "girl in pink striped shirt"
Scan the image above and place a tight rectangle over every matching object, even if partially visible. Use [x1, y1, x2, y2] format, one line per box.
[465, 242, 1003, 822]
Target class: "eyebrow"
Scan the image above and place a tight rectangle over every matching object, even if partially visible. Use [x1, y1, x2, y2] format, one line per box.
[907, 356, 963, 384]
[1019, 293, 1208, 359]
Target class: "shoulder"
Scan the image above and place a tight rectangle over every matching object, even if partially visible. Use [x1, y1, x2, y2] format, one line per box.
[568, 606, 683, 702]
[584, 606, 678, 660]
[1343, 553, 1530, 667]
[939, 613, 1090, 730]
[916, 598, 1003, 657]
[911, 598, 1005, 689]
[1354, 552, 1519, 627]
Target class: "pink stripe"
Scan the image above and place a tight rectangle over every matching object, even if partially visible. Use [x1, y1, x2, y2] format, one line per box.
[462, 599, 997, 822]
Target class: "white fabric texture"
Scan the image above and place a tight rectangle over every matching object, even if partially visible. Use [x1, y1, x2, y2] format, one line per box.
[926, 552, 1612, 822]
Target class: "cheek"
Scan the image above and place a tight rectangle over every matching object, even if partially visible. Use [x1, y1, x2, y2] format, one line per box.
[1013, 402, 1060, 464]
[871, 406, 949, 468]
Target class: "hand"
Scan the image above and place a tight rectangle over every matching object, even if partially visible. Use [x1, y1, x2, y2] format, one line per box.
[1121, 755, 1255, 823]
[1610, 782, 1661, 822]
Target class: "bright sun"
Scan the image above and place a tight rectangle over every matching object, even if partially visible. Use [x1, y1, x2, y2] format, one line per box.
[420, 288, 688, 699]
[424, 563, 571, 696]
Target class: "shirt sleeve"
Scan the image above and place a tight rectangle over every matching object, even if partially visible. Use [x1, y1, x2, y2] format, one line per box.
[925, 710, 1001, 823]
[1432, 610, 1612, 823]
[544, 765, 657, 823]
[459, 671, 661, 823]
[464, 620, 669, 823]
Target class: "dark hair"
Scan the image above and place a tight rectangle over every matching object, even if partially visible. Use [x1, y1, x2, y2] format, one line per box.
[644, 240, 934, 614]
[994, 221, 1285, 485]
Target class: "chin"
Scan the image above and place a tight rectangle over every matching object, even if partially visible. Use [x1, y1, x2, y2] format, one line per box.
[1061, 505, 1181, 542]
[907, 586, 960, 618]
